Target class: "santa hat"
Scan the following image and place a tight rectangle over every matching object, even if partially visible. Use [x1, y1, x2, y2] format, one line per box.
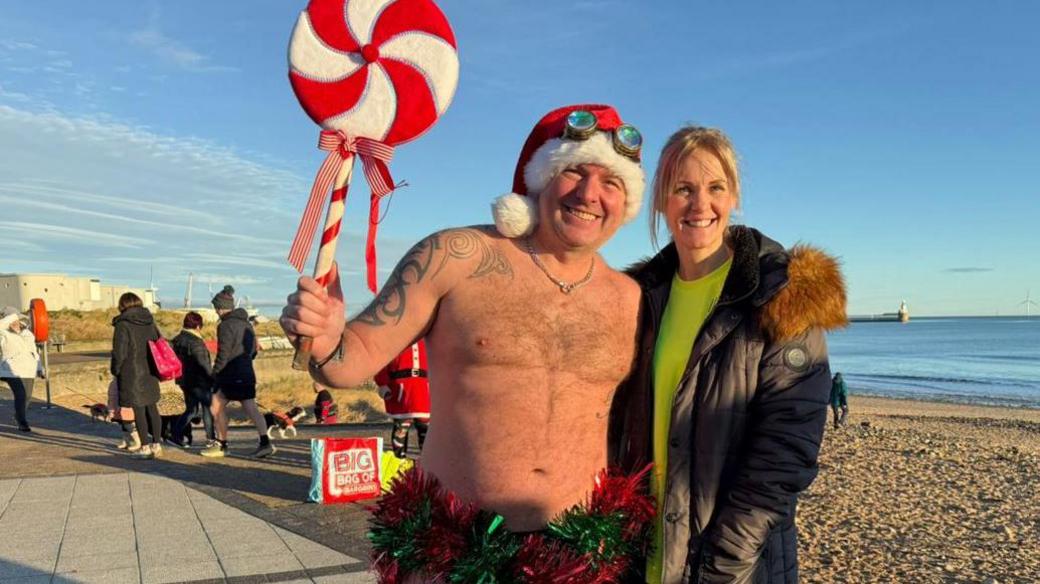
[491, 104, 645, 238]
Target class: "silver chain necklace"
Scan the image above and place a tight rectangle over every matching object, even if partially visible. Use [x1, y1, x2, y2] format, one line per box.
[524, 238, 595, 294]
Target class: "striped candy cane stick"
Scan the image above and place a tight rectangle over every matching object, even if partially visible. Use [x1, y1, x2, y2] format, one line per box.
[288, 131, 396, 371]
[292, 159, 354, 370]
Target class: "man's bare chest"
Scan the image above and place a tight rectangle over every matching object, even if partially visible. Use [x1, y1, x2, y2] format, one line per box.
[432, 276, 637, 384]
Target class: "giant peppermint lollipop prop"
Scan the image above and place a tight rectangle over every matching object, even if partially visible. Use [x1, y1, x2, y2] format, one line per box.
[286, 0, 459, 369]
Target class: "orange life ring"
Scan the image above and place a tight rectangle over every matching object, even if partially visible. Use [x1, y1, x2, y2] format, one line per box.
[29, 298, 49, 343]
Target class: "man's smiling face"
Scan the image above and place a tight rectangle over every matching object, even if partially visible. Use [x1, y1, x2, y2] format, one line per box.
[537, 163, 627, 252]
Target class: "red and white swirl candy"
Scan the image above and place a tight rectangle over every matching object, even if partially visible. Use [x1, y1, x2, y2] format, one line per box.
[289, 0, 459, 144]
[286, 0, 458, 369]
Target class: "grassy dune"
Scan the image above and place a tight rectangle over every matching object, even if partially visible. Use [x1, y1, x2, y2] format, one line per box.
[46, 309, 387, 423]
[47, 309, 286, 348]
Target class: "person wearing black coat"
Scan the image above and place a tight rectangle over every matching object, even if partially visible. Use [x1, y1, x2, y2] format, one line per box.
[608, 127, 847, 583]
[201, 286, 273, 459]
[170, 311, 215, 446]
[111, 292, 163, 458]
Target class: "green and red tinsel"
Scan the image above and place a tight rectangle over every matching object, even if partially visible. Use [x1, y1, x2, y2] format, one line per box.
[368, 465, 655, 583]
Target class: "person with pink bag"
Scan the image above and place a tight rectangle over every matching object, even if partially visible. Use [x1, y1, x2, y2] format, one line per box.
[111, 292, 163, 459]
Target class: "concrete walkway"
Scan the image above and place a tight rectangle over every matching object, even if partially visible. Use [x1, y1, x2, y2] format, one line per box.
[0, 394, 395, 584]
[0, 473, 376, 584]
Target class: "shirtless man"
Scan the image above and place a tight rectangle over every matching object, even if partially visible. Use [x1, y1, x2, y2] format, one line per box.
[281, 104, 651, 581]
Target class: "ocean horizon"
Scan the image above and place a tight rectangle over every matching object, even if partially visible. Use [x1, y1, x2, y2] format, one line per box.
[827, 316, 1040, 408]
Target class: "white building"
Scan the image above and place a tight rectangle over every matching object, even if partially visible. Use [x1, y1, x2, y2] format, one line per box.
[0, 273, 158, 312]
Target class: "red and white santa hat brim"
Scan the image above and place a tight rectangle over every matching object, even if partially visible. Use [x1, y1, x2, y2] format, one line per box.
[491, 104, 645, 238]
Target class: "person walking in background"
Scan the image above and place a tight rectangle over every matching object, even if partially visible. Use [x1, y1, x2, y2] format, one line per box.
[111, 292, 164, 459]
[107, 378, 140, 451]
[374, 339, 431, 458]
[171, 311, 215, 447]
[610, 125, 848, 583]
[831, 372, 849, 429]
[202, 286, 273, 458]
[0, 306, 44, 432]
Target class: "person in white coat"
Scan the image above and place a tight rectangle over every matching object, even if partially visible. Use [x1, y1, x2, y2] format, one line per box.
[0, 307, 44, 432]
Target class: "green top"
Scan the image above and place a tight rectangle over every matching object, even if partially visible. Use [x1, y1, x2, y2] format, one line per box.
[646, 257, 731, 584]
[830, 376, 848, 405]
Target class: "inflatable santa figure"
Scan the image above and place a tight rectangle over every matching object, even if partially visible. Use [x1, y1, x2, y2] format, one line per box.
[374, 340, 430, 458]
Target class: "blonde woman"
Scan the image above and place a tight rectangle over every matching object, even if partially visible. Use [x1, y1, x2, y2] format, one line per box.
[0, 307, 43, 432]
[609, 126, 848, 583]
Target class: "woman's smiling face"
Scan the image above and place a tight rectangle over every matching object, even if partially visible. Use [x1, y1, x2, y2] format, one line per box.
[664, 149, 737, 260]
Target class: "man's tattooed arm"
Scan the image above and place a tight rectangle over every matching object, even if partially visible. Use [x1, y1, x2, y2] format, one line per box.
[354, 228, 513, 327]
[434, 227, 513, 280]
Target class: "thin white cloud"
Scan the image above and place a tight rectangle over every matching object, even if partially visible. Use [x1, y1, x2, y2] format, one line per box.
[190, 273, 269, 286]
[3, 182, 214, 223]
[0, 102, 409, 314]
[0, 84, 31, 103]
[0, 192, 284, 246]
[129, 27, 236, 73]
[0, 40, 37, 51]
[182, 253, 294, 271]
[3, 240, 44, 253]
[0, 221, 150, 249]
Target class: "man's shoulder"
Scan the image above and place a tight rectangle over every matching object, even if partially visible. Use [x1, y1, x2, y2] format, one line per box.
[599, 260, 642, 303]
[425, 225, 501, 247]
[405, 225, 515, 284]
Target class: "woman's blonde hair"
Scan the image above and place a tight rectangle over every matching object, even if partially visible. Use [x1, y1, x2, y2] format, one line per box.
[649, 126, 740, 249]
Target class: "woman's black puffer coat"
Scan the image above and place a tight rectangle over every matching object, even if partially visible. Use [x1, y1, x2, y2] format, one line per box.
[110, 306, 161, 408]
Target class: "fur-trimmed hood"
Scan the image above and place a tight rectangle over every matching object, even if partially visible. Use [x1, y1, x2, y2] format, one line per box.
[627, 225, 847, 342]
[761, 243, 848, 341]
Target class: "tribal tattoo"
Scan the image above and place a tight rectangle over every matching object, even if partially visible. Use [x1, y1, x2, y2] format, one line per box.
[434, 228, 513, 280]
[354, 228, 513, 327]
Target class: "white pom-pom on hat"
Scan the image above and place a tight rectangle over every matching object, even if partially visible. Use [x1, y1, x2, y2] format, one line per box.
[491, 192, 538, 238]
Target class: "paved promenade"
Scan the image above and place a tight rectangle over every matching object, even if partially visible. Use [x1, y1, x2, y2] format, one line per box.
[0, 396, 395, 584]
[0, 474, 374, 583]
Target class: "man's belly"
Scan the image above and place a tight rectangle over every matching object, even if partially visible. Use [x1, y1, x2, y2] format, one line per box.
[419, 375, 613, 532]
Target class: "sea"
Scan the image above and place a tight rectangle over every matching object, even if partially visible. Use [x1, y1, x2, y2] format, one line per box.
[826, 317, 1040, 408]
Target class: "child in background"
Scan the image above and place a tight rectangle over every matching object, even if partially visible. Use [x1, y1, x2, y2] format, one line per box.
[108, 379, 141, 451]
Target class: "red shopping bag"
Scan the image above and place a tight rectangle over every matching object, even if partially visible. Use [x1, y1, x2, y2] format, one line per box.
[308, 437, 383, 504]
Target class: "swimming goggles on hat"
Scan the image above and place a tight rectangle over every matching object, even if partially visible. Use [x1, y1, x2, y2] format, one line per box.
[562, 110, 643, 161]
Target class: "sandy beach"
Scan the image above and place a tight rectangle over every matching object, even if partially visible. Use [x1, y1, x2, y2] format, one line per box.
[12, 355, 1040, 582]
[799, 396, 1040, 583]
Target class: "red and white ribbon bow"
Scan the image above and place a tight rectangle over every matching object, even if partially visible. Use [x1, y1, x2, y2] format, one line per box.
[287, 130, 396, 292]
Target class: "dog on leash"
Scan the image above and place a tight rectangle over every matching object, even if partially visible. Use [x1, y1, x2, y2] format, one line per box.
[264, 407, 307, 439]
[82, 403, 111, 423]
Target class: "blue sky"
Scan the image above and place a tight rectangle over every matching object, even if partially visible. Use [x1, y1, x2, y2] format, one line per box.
[1, 1, 1037, 316]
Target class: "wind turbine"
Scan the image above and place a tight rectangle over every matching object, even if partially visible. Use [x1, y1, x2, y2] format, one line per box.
[1019, 290, 1038, 318]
